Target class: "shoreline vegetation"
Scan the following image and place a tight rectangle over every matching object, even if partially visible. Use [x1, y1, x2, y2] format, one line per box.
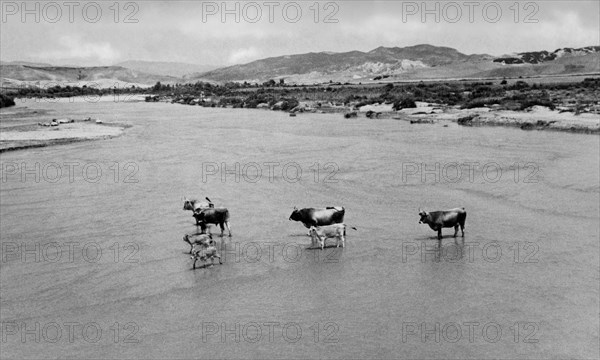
[1, 76, 598, 152]
[146, 76, 599, 134]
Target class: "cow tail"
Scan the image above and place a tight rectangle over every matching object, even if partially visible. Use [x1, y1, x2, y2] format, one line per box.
[344, 225, 358, 236]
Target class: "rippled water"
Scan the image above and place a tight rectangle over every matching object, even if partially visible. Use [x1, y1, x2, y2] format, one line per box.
[1, 98, 598, 359]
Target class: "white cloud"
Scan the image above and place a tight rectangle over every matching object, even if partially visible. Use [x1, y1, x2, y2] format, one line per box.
[38, 36, 120, 63]
[228, 47, 261, 64]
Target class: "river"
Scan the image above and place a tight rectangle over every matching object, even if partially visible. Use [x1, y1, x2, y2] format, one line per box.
[1, 98, 598, 359]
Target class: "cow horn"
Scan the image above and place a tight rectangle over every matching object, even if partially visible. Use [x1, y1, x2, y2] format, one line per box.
[206, 197, 212, 203]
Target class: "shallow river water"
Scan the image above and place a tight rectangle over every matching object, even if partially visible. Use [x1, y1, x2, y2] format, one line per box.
[1, 98, 598, 359]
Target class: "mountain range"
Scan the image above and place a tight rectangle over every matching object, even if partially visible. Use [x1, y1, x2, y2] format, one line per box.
[1, 45, 598, 88]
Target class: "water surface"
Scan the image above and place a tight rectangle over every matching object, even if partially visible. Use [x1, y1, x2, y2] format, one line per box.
[1, 98, 598, 359]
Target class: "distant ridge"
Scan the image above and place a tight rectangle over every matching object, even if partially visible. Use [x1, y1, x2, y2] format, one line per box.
[115, 60, 219, 78]
[2, 44, 598, 87]
[493, 46, 600, 64]
[0, 61, 53, 67]
[0, 64, 178, 88]
[192, 44, 491, 83]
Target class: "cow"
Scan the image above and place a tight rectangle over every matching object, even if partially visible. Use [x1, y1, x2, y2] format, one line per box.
[192, 208, 232, 237]
[418, 207, 467, 241]
[289, 207, 345, 235]
[309, 224, 347, 250]
[183, 233, 213, 254]
[183, 197, 214, 212]
[191, 239, 222, 269]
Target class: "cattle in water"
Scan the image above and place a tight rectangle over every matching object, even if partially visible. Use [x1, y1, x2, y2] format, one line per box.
[418, 208, 467, 241]
[183, 233, 212, 254]
[191, 239, 222, 269]
[193, 208, 232, 237]
[309, 224, 347, 250]
[183, 197, 214, 212]
[289, 207, 345, 234]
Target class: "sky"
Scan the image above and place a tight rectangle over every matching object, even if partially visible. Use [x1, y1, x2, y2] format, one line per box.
[1, 0, 599, 66]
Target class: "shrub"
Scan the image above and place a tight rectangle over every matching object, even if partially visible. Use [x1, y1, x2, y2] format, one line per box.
[519, 99, 555, 110]
[392, 97, 417, 110]
[0, 94, 15, 108]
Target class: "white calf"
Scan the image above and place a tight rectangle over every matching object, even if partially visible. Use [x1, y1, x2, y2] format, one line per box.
[309, 224, 346, 250]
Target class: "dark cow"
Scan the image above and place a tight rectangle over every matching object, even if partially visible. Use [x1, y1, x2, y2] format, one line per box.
[183, 197, 214, 212]
[193, 208, 232, 237]
[418, 207, 467, 240]
[191, 239, 222, 269]
[289, 207, 345, 234]
[183, 233, 212, 254]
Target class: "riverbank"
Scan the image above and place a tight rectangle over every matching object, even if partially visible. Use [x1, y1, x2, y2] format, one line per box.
[0, 121, 127, 152]
[392, 103, 600, 134]
[152, 76, 600, 134]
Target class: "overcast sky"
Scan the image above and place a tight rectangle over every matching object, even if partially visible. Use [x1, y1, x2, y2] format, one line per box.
[1, 0, 598, 66]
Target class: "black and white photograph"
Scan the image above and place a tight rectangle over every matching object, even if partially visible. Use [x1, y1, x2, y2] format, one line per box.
[1, 1, 599, 358]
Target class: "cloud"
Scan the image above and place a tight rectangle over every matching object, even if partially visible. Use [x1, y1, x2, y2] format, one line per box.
[38, 36, 120, 63]
[228, 47, 261, 65]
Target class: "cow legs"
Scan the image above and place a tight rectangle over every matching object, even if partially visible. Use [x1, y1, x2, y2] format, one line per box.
[454, 225, 459, 238]
[437, 228, 442, 240]
[198, 223, 208, 234]
[460, 223, 465, 237]
[309, 234, 317, 248]
[184, 235, 193, 254]
[339, 235, 345, 248]
[225, 222, 232, 237]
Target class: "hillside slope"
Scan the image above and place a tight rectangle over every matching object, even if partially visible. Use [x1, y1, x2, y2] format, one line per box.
[0, 65, 177, 88]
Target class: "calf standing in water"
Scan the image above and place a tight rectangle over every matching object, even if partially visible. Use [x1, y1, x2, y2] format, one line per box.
[191, 239, 222, 269]
[418, 208, 467, 242]
[183, 233, 212, 254]
[309, 224, 347, 250]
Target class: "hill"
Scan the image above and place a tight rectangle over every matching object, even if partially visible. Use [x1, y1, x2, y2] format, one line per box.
[192, 44, 599, 84]
[0, 65, 178, 88]
[115, 60, 219, 77]
[192, 44, 489, 83]
[2, 44, 598, 87]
